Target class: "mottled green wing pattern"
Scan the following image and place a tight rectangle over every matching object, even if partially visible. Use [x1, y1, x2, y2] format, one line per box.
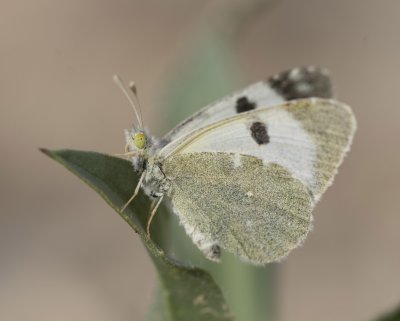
[164, 153, 312, 265]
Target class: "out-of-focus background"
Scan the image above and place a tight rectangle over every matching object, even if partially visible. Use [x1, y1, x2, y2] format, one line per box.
[1, 0, 399, 320]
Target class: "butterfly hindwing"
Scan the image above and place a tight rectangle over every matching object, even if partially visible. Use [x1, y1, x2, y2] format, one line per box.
[164, 152, 312, 264]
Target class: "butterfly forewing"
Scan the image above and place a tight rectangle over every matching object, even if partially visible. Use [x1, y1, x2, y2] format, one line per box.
[161, 67, 333, 146]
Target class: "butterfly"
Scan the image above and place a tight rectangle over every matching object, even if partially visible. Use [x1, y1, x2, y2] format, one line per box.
[114, 66, 356, 265]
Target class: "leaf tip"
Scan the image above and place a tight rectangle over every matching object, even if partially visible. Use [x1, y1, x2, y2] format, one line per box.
[39, 147, 49, 154]
[39, 147, 56, 158]
[39, 148, 59, 161]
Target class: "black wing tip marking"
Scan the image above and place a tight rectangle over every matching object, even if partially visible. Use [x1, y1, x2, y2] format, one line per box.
[267, 66, 333, 100]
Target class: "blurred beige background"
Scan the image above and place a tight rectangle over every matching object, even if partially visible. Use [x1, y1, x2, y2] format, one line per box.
[1, 1, 399, 321]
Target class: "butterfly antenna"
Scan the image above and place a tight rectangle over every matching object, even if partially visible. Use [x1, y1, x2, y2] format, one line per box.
[113, 75, 144, 130]
[129, 81, 144, 130]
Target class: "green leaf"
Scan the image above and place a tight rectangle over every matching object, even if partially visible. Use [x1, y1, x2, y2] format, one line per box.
[145, 286, 167, 321]
[41, 149, 233, 321]
[376, 305, 400, 321]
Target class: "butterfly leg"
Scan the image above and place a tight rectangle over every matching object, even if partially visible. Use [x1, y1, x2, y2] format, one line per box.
[147, 195, 164, 238]
[114, 151, 137, 158]
[120, 171, 145, 212]
[114, 144, 137, 158]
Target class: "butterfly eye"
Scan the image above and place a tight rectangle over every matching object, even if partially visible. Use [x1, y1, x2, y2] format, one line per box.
[133, 132, 146, 149]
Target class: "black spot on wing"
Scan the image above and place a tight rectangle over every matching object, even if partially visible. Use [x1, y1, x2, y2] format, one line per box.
[267, 66, 333, 100]
[235, 96, 256, 113]
[250, 122, 269, 145]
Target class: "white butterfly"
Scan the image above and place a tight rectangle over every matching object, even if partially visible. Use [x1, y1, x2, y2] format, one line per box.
[115, 66, 356, 265]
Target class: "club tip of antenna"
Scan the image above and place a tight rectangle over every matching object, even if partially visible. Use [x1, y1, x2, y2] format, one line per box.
[129, 81, 137, 95]
[113, 74, 122, 84]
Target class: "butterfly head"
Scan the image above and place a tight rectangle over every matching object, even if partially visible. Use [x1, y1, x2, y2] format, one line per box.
[125, 127, 153, 152]
[124, 129, 145, 151]
[124, 128, 153, 173]
[133, 131, 146, 150]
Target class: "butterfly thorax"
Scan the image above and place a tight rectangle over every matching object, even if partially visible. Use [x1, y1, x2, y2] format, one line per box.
[142, 157, 171, 198]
